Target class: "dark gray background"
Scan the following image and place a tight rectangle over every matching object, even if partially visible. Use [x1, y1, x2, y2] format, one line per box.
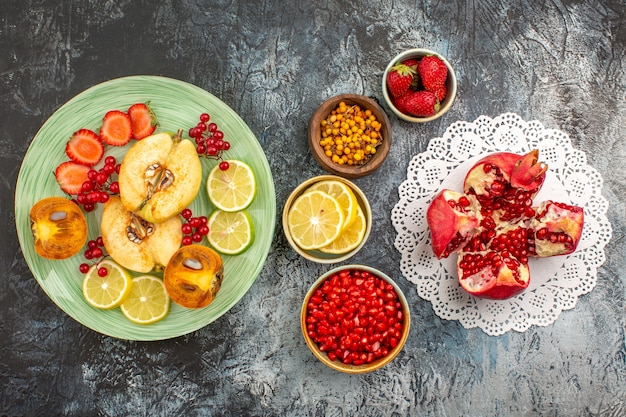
[2, 1, 624, 416]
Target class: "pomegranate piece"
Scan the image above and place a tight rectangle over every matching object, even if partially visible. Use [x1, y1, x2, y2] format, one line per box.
[464, 150, 548, 222]
[457, 249, 530, 299]
[426, 189, 480, 259]
[532, 200, 584, 257]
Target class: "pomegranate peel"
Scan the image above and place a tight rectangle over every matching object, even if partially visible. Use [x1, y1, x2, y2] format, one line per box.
[426, 189, 480, 259]
[510, 149, 548, 192]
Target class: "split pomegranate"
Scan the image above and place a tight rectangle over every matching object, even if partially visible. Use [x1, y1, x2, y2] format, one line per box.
[427, 150, 584, 299]
[305, 269, 405, 366]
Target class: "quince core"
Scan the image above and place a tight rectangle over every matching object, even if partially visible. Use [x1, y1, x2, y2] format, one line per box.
[118, 130, 202, 223]
[101, 196, 182, 273]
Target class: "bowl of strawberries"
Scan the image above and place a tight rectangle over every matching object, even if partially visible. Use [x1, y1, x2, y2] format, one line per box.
[382, 48, 457, 123]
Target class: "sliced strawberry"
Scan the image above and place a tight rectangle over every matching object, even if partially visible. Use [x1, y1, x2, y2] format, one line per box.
[65, 129, 104, 166]
[100, 110, 132, 146]
[55, 161, 90, 195]
[128, 102, 157, 139]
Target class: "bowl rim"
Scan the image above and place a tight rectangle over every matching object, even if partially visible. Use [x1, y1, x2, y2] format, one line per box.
[282, 175, 372, 264]
[308, 93, 392, 178]
[300, 264, 411, 374]
[381, 48, 457, 123]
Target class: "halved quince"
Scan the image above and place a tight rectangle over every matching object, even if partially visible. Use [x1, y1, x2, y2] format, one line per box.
[100, 196, 182, 273]
[118, 130, 202, 223]
[163, 245, 223, 309]
[29, 197, 87, 259]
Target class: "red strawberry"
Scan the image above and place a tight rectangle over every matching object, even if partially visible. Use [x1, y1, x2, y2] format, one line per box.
[418, 55, 448, 92]
[128, 102, 157, 139]
[402, 58, 419, 70]
[432, 85, 447, 102]
[65, 129, 104, 166]
[100, 110, 132, 146]
[386, 62, 416, 98]
[55, 161, 91, 195]
[396, 90, 440, 117]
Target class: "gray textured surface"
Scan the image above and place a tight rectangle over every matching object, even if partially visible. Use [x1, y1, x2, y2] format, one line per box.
[1, 1, 625, 416]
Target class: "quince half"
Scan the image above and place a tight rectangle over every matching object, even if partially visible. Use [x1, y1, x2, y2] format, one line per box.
[118, 130, 202, 223]
[101, 196, 182, 273]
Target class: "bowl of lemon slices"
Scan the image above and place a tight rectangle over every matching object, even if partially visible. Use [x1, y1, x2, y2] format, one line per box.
[282, 175, 371, 263]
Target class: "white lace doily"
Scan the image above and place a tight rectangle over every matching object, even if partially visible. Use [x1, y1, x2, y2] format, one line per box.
[392, 113, 612, 336]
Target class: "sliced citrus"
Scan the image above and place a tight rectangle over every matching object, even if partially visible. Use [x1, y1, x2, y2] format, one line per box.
[307, 180, 358, 228]
[207, 160, 256, 212]
[320, 205, 367, 254]
[82, 259, 132, 309]
[207, 209, 255, 255]
[120, 275, 170, 325]
[287, 190, 345, 250]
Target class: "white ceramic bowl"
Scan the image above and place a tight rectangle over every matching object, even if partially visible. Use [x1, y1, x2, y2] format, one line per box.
[382, 48, 457, 123]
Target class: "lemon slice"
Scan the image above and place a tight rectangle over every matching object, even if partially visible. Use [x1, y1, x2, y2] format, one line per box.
[120, 275, 170, 325]
[208, 209, 255, 255]
[287, 190, 345, 250]
[320, 205, 367, 254]
[82, 259, 132, 309]
[307, 180, 358, 228]
[207, 160, 256, 212]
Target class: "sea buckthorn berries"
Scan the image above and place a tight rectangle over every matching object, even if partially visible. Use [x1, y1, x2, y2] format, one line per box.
[319, 102, 382, 167]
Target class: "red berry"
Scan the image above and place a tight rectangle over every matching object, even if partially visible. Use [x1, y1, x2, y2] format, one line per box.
[181, 208, 193, 219]
[97, 267, 108, 277]
[109, 182, 120, 194]
[79, 263, 90, 274]
[200, 113, 210, 123]
[219, 161, 230, 171]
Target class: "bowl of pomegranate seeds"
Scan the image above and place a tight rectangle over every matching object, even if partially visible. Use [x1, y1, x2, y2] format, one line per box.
[382, 48, 457, 123]
[308, 94, 392, 178]
[301, 265, 410, 373]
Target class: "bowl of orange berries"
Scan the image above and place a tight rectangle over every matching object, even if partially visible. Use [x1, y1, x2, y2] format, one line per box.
[308, 94, 391, 179]
[382, 48, 457, 123]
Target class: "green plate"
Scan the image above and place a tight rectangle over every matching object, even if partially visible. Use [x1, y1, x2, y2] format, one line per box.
[15, 76, 276, 341]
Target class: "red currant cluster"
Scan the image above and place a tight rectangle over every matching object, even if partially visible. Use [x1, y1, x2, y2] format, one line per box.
[74, 156, 120, 212]
[188, 113, 231, 171]
[181, 208, 209, 246]
[79, 237, 109, 277]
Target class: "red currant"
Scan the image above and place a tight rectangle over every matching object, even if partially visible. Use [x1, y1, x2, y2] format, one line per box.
[181, 208, 193, 219]
[98, 267, 108, 277]
[219, 161, 230, 171]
